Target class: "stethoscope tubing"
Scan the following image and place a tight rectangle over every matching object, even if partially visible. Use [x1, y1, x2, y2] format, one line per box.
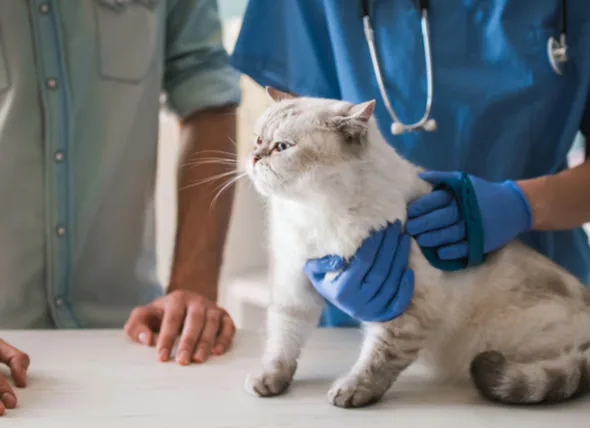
[361, 0, 568, 134]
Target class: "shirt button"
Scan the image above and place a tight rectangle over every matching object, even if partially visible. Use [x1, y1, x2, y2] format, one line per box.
[39, 3, 50, 14]
[54, 297, 64, 307]
[56, 225, 66, 237]
[54, 151, 65, 162]
[47, 78, 58, 89]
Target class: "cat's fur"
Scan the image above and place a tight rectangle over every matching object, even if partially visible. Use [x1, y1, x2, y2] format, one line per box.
[242, 87, 590, 408]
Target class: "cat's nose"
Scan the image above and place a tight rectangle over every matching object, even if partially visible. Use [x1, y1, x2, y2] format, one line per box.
[252, 154, 261, 166]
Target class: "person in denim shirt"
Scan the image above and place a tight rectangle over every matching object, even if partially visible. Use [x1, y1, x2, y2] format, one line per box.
[0, 0, 240, 414]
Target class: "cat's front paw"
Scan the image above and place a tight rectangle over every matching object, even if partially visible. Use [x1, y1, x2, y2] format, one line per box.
[245, 361, 297, 398]
[328, 375, 385, 408]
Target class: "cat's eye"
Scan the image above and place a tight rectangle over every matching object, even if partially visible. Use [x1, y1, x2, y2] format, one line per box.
[273, 142, 292, 152]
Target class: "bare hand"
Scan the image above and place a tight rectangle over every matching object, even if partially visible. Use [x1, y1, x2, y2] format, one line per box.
[0, 339, 30, 416]
[124, 290, 236, 365]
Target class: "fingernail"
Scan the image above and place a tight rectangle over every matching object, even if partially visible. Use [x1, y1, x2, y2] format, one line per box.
[176, 351, 190, 365]
[158, 348, 170, 361]
[1, 393, 16, 409]
[138, 332, 148, 345]
[212, 345, 224, 355]
[194, 350, 207, 363]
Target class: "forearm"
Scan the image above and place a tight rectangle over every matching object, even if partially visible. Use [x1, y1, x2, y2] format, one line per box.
[517, 157, 590, 231]
[168, 104, 238, 301]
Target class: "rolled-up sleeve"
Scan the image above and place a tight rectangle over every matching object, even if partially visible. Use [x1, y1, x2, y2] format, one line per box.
[163, 0, 241, 119]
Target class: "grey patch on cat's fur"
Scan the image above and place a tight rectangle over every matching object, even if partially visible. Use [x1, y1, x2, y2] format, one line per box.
[470, 351, 509, 402]
[582, 287, 590, 306]
[543, 368, 568, 403]
[579, 340, 590, 353]
[578, 360, 590, 393]
[544, 275, 571, 298]
[507, 376, 530, 403]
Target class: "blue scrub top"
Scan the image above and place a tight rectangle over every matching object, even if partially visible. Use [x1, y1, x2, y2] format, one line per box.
[230, 0, 590, 327]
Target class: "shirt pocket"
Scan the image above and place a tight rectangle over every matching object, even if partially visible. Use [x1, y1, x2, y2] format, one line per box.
[93, 0, 159, 83]
[0, 26, 10, 93]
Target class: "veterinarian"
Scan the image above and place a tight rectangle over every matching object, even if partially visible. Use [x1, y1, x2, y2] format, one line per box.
[230, 0, 590, 327]
[0, 0, 240, 415]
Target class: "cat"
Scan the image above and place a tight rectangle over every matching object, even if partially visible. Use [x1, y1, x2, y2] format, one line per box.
[241, 86, 590, 408]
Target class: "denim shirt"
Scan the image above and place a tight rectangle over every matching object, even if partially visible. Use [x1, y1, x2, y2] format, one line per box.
[0, 0, 241, 328]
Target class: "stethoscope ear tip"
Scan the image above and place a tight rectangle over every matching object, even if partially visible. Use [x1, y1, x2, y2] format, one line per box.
[390, 122, 406, 135]
[390, 119, 437, 135]
[423, 119, 437, 132]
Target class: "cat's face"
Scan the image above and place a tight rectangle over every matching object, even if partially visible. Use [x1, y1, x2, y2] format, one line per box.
[244, 87, 375, 198]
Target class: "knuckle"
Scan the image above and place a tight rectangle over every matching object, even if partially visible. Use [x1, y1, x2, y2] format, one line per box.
[129, 307, 145, 319]
[206, 309, 221, 322]
[167, 311, 184, 324]
[190, 303, 206, 317]
[197, 340, 213, 350]
[168, 290, 186, 302]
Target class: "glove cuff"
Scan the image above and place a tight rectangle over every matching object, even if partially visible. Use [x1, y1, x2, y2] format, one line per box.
[502, 180, 533, 232]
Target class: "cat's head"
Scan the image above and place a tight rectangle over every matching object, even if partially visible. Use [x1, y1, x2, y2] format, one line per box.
[244, 87, 376, 198]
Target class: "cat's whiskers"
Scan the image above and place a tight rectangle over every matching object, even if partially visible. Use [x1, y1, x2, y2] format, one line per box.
[209, 172, 247, 212]
[180, 169, 243, 191]
[182, 158, 238, 168]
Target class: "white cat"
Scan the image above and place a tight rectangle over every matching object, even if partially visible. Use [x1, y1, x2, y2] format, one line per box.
[242, 87, 590, 408]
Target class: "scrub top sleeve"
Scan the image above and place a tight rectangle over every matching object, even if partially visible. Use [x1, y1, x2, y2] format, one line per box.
[230, 0, 341, 100]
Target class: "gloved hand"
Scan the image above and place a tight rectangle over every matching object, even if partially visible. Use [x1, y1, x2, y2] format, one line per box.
[304, 220, 414, 323]
[406, 171, 532, 260]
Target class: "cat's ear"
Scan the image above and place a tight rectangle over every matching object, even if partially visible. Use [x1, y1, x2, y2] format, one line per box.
[347, 100, 376, 122]
[265, 86, 298, 102]
[328, 100, 376, 138]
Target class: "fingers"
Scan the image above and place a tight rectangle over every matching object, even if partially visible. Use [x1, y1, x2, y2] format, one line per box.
[212, 312, 236, 356]
[0, 339, 30, 388]
[0, 374, 17, 415]
[124, 305, 162, 347]
[363, 221, 401, 290]
[415, 220, 466, 247]
[406, 199, 461, 236]
[438, 241, 469, 260]
[0, 339, 28, 416]
[364, 234, 411, 314]
[407, 189, 454, 219]
[175, 303, 206, 365]
[193, 309, 221, 363]
[304, 255, 344, 277]
[338, 225, 388, 294]
[379, 269, 415, 322]
[156, 296, 187, 362]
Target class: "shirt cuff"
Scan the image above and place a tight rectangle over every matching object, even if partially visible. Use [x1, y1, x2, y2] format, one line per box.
[166, 65, 242, 119]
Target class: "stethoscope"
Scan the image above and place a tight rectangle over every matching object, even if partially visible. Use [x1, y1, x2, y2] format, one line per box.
[361, 0, 569, 135]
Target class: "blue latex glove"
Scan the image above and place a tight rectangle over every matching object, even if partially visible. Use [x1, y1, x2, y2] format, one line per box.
[304, 220, 414, 323]
[406, 171, 533, 260]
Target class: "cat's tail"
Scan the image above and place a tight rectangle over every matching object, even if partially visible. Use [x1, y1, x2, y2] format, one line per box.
[469, 343, 590, 405]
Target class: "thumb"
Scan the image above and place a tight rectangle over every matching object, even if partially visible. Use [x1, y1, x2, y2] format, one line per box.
[124, 306, 161, 346]
[418, 170, 456, 185]
[304, 255, 344, 275]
